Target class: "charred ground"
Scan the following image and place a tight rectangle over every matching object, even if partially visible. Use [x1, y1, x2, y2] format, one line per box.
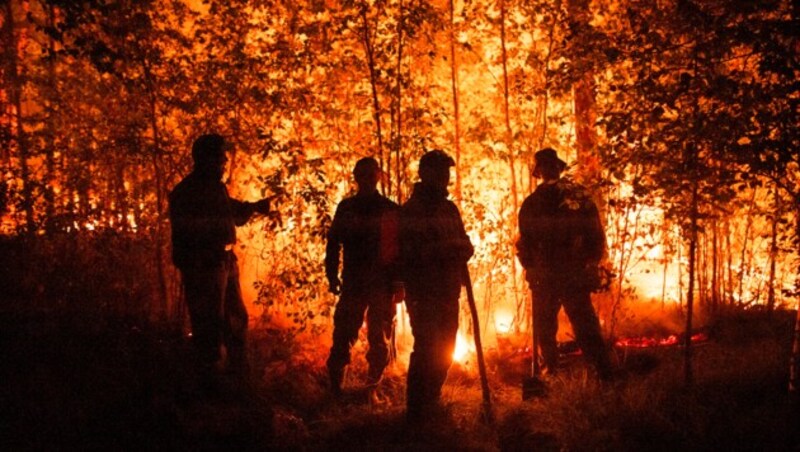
[2, 298, 797, 450]
[1, 237, 798, 450]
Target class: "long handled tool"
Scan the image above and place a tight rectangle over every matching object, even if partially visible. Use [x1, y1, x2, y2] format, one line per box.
[463, 265, 493, 423]
[522, 291, 547, 400]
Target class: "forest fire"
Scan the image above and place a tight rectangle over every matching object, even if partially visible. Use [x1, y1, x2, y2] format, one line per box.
[453, 332, 473, 363]
[494, 308, 515, 335]
[1, 0, 799, 449]
[615, 332, 709, 349]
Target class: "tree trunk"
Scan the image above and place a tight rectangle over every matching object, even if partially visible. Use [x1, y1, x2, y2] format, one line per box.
[393, 0, 404, 202]
[685, 182, 697, 387]
[678, 239, 684, 309]
[738, 190, 757, 305]
[499, 0, 517, 213]
[790, 304, 800, 398]
[610, 188, 636, 338]
[661, 253, 668, 309]
[449, 0, 462, 204]
[790, 197, 800, 398]
[360, 6, 386, 195]
[725, 220, 733, 305]
[143, 61, 170, 322]
[700, 232, 708, 309]
[499, 0, 521, 312]
[766, 191, 779, 314]
[538, 16, 555, 151]
[683, 49, 703, 387]
[573, 75, 599, 184]
[711, 221, 720, 312]
[43, 3, 58, 233]
[116, 161, 129, 231]
[5, 1, 36, 235]
[568, 0, 600, 187]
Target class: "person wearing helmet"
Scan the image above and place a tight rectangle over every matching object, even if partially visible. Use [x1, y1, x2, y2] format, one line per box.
[399, 149, 473, 421]
[168, 133, 274, 392]
[517, 148, 612, 381]
[325, 157, 401, 396]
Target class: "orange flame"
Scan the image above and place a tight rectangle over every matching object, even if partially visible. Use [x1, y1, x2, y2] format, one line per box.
[453, 331, 473, 363]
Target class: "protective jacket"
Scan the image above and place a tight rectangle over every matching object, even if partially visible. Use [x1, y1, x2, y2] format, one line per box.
[169, 171, 255, 269]
[324, 190, 399, 385]
[325, 190, 399, 290]
[516, 177, 611, 378]
[399, 182, 473, 301]
[517, 178, 605, 287]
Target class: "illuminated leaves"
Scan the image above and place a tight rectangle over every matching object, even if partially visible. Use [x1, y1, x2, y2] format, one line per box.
[2, 0, 796, 333]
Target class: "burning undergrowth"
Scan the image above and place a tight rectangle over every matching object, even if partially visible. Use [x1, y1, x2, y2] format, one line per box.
[497, 313, 796, 451]
[242, 305, 795, 447]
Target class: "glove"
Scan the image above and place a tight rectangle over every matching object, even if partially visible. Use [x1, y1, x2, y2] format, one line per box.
[328, 277, 342, 295]
[446, 239, 473, 262]
[583, 262, 601, 290]
[252, 197, 272, 215]
[459, 239, 475, 262]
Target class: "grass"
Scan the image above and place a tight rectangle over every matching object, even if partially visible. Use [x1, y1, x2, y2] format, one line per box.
[1, 301, 797, 451]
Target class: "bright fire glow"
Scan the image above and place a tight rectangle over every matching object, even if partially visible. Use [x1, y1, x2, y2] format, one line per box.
[495, 308, 514, 335]
[616, 332, 709, 348]
[453, 331, 473, 363]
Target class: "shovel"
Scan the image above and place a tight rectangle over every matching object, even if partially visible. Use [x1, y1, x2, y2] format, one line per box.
[522, 293, 547, 400]
[463, 265, 493, 423]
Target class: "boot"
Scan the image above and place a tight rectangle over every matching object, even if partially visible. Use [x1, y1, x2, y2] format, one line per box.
[542, 346, 559, 377]
[328, 366, 344, 396]
[227, 347, 249, 376]
[595, 355, 614, 383]
[365, 367, 383, 388]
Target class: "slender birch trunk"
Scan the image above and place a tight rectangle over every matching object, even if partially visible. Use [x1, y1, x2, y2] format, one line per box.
[499, 0, 521, 314]
[5, 1, 36, 234]
[393, 0, 404, 202]
[360, 6, 386, 195]
[143, 61, 170, 321]
[449, 0, 462, 203]
[766, 191, 779, 314]
[790, 196, 800, 398]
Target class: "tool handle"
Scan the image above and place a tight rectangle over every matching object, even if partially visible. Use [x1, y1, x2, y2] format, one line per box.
[463, 266, 492, 412]
[531, 292, 540, 377]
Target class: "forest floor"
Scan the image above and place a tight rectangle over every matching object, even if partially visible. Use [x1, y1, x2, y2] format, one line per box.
[1, 298, 798, 451]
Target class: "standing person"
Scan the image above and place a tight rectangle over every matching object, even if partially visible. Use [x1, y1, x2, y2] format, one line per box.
[325, 157, 401, 395]
[399, 149, 473, 421]
[516, 148, 612, 380]
[169, 133, 274, 389]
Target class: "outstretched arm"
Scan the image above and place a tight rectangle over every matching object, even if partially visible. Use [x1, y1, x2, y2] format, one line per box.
[324, 204, 344, 295]
[230, 196, 275, 226]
